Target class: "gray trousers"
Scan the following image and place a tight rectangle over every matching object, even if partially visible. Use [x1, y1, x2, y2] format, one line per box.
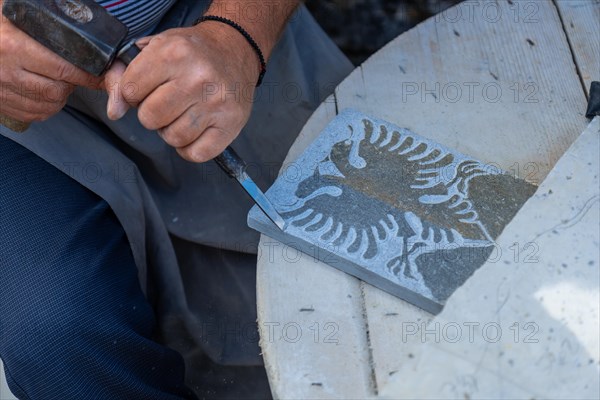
[0, 0, 352, 370]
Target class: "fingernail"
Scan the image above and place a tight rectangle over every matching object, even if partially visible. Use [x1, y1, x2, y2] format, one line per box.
[114, 103, 128, 120]
[107, 95, 128, 120]
[107, 93, 116, 120]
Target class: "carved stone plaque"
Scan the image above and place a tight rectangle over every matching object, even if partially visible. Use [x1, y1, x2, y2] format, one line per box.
[248, 109, 536, 313]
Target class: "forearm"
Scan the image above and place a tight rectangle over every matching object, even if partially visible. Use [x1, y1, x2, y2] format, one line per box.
[201, 0, 301, 60]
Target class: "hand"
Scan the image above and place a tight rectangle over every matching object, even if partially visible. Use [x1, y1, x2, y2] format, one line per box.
[105, 23, 260, 163]
[0, 11, 102, 122]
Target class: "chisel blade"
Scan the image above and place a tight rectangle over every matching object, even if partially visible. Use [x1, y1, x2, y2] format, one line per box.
[239, 172, 286, 231]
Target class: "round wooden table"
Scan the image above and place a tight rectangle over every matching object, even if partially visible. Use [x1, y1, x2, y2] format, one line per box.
[256, 1, 599, 398]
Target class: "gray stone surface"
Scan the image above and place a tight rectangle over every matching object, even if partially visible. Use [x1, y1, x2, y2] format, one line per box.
[248, 109, 536, 313]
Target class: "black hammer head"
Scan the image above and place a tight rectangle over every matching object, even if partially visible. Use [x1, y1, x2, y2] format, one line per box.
[2, 0, 129, 76]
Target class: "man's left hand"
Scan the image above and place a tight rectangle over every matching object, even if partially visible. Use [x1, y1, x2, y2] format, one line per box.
[105, 23, 260, 163]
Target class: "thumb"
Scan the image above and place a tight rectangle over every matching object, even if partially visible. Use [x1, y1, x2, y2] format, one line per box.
[105, 60, 130, 120]
[135, 36, 154, 49]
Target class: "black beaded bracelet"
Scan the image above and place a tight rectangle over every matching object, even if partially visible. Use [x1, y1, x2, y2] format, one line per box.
[195, 15, 267, 87]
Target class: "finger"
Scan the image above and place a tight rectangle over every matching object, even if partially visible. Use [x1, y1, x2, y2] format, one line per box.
[135, 36, 154, 49]
[22, 47, 101, 89]
[119, 38, 171, 107]
[1, 93, 69, 119]
[137, 81, 199, 130]
[1, 74, 72, 117]
[0, 99, 64, 122]
[157, 105, 210, 148]
[104, 61, 130, 120]
[6, 69, 72, 103]
[176, 126, 238, 163]
[0, 102, 38, 123]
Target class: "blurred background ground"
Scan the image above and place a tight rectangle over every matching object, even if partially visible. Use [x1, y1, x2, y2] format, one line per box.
[306, 0, 462, 65]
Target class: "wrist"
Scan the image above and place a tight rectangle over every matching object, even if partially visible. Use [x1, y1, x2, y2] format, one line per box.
[189, 19, 262, 86]
[202, 0, 300, 60]
[193, 16, 266, 87]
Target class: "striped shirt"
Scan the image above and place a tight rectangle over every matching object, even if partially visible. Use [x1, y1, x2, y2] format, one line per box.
[96, 0, 177, 39]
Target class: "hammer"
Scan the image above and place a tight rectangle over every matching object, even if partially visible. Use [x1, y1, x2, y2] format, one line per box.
[1, 0, 286, 230]
[1, 0, 136, 131]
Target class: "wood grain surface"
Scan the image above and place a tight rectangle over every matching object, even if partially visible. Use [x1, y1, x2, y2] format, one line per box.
[257, 1, 597, 398]
[555, 0, 600, 98]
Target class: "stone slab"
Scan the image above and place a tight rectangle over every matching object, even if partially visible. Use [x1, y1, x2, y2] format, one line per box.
[249, 109, 536, 313]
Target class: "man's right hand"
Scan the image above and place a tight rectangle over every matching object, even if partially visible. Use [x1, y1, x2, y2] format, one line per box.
[0, 7, 102, 123]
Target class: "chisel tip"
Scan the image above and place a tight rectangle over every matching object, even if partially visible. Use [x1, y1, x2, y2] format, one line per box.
[240, 173, 286, 231]
[272, 213, 287, 232]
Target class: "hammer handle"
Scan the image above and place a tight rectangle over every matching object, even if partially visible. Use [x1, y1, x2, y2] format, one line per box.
[0, 115, 30, 133]
[117, 40, 141, 66]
